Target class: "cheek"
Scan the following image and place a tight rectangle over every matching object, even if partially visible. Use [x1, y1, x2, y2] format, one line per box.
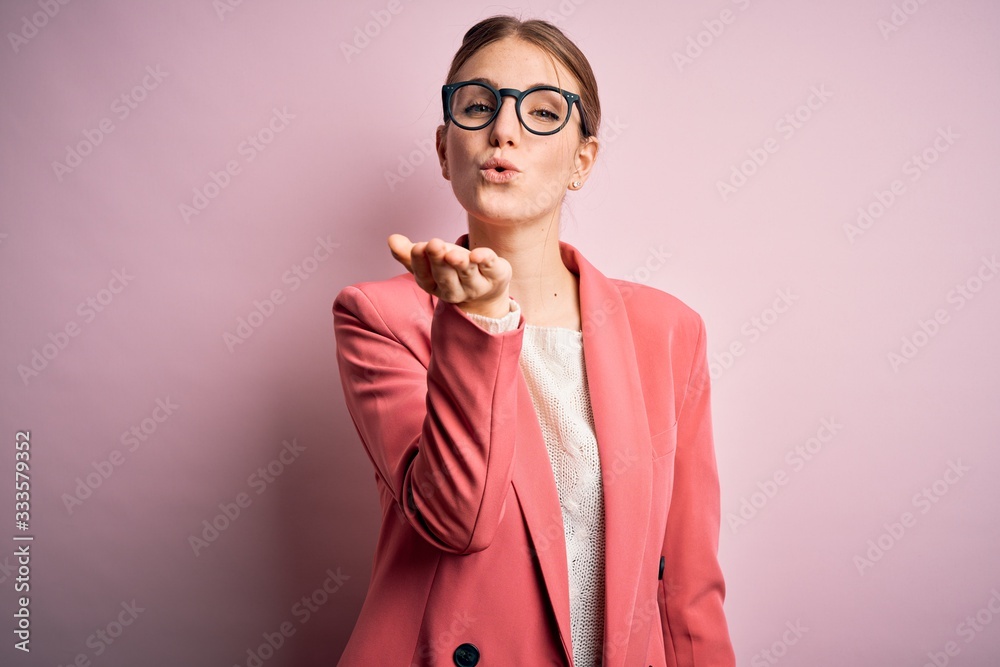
[444, 131, 477, 167]
[539, 139, 576, 174]
[530, 149, 574, 192]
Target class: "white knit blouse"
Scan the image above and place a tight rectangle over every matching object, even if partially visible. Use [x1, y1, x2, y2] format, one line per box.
[465, 298, 606, 667]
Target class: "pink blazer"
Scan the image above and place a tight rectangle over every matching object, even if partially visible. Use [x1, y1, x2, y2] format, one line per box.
[332, 234, 735, 667]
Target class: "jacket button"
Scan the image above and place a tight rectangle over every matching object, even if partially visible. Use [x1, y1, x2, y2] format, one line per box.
[658, 555, 665, 580]
[453, 643, 480, 666]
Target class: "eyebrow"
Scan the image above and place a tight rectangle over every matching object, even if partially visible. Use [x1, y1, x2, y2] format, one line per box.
[467, 76, 555, 90]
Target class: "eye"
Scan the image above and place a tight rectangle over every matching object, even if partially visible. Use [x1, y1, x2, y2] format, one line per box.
[460, 98, 493, 118]
[525, 105, 562, 124]
[521, 89, 566, 126]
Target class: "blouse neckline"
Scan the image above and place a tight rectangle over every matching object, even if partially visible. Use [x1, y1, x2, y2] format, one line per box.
[524, 323, 583, 335]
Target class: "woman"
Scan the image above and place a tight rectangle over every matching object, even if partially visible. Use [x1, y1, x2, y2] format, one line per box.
[332, 15, 735, 667]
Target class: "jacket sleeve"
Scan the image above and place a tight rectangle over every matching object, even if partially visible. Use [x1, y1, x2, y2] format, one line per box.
[332, 285, 524, 554]
[659, 315, 736, 667]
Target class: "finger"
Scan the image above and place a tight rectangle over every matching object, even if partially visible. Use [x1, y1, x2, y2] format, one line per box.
[426, 238, 465, 300]
[409, 241, 435, 290]
[442, 246, 475, 274]
[387, 234, 413, 272]
[463, 248, 511, 301]
[468, 247, 502, 275]
[437, 247, 481, 299]
[445, 246, 489, 291]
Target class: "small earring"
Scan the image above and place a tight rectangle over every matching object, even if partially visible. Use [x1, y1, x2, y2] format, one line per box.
[571, 181, 582, 189]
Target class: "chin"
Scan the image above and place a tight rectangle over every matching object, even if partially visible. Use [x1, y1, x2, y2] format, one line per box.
[452, 186, 516, 223]
[454, 177, 562, 224]
[465, 205, 522, 225]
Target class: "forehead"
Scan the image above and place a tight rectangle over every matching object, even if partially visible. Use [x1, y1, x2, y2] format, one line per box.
[454, 37, 580, 92]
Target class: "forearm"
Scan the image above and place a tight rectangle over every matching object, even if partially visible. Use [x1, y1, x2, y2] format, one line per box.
[403, 298, 524, 551]
[333, 287, 525, 554]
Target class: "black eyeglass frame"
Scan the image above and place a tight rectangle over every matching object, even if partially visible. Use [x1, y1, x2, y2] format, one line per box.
[441, 80, 590, 137]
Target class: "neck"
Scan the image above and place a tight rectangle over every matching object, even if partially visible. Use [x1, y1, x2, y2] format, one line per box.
[466, 218, 580, 328]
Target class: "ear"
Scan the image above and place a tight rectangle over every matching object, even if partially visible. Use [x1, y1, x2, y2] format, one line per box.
[435, 124, 450, 181]
[571, 135, 599, 187]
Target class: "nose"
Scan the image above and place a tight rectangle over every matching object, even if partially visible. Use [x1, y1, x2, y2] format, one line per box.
[488, 95, 521, 146]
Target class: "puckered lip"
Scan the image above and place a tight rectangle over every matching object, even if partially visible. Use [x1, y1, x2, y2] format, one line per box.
[480, 157, 520, 172]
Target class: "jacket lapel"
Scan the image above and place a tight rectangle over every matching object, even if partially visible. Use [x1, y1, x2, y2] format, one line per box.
[453, 234, 654, 665]
[565, 240, 655, 666]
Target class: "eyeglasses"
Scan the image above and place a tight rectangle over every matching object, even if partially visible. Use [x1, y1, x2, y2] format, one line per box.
[442, 80, 589, 137]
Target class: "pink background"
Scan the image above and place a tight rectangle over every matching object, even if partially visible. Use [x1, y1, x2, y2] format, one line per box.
[1, 0, 999, 665]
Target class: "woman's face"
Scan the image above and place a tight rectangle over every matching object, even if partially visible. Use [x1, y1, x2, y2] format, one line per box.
[436, 37, 597, 227]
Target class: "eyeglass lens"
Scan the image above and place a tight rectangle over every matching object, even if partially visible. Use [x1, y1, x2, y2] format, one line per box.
[450, 83, 569, 134]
